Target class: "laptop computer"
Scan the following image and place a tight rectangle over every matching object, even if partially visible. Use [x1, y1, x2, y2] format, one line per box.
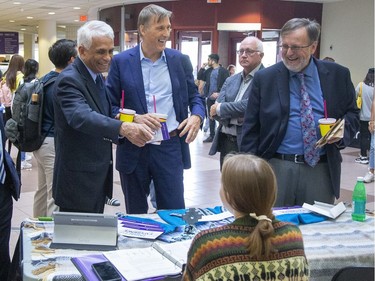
[50, 212, 118, 251]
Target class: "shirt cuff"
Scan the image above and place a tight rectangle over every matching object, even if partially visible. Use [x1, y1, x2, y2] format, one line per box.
[216, 103, 222, 117]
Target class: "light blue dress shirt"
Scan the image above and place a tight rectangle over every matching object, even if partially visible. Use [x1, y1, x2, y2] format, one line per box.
[277, 58, 325, 155]
[140, 45, 178, 132]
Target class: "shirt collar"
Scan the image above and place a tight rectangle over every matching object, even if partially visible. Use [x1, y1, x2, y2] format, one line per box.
[79, 57, 99, 82]
[241, 63, 262, 83]
[139, 42, 167, 63]
[289, 56, 315, 78]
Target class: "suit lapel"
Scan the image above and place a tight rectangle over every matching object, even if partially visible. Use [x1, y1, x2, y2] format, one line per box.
[165, 50, 181, 116]
[75, 58, 105, 114]
[129, 47, 148, 113]
[315, 58, 331, 115]
[276, 63, 290, 112]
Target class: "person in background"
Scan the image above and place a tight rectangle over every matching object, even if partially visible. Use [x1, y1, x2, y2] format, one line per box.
[197, 54, 229, 143]
[1, 55, 24, 154]
[53, 20, 153, 213]
[354, 68, 374, 164]
[364, 88, 375, 183]
[19, 59, 39, 170]
[0, 112, 20, 281]
[106, 4, 205, 214]
[240, 18, 359, 207]
[183, 154, 309, 280]
[209, 36, 264, 169]
[32, 39, 77, 218]
[322, 56, 335, 62]
[227, 64, 236, 76]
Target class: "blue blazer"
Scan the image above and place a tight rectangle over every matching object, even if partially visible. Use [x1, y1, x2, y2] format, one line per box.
[0, 113, 20, 200]
[107, 46, 205, 172]
[240, 58, 359, 198]
[209, 65, 265, 155]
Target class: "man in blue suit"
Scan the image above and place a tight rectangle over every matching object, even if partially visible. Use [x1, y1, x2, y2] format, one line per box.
[240, 18, 359, 207]
[0, 113, 20, 280]
[209, 36, 264, 169]
[107, 4, 205, 214]
[53, 20, 153, 213]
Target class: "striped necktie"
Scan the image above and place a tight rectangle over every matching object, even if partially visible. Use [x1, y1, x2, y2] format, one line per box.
[0, 132, 6, 184]
[297, 73, 320, 167]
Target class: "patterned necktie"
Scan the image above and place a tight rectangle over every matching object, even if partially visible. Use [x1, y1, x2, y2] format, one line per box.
[297, 73, 320, 167]
[0, 132, 6, 184]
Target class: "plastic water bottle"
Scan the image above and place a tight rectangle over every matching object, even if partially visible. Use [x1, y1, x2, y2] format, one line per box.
[352, 177, 366, 221]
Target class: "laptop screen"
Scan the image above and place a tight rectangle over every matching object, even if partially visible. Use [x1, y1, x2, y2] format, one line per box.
[50, 212, 118, 251]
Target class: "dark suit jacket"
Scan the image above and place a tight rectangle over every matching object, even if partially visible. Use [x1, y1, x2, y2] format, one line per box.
[52, 57, 123, 212]
[107, 46, 205, 172]
[240, 58, 359, 198]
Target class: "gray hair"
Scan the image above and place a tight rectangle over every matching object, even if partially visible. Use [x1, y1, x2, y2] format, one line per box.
[281, 18, 321, 43]
[137, 4, 172, 29]
[77, 20, 114, 49]
[242, 36, 264, 53]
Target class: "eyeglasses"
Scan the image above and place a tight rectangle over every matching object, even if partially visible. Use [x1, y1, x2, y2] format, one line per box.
[236, 49, 260, 56]
[278, 42, 314, 52]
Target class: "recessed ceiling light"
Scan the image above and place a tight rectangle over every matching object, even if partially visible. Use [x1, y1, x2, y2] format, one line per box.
[74, 19, 79, 22]
[73, 7, 81, 10]
[13, 2, 21, 5]
[9, 20, 15, 23]
[27, 16, 33, 19]
[48, 12, 55, 15]
[20, 28, 26, 31]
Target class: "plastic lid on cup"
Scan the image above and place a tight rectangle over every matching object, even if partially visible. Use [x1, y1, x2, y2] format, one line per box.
[119, 108, 136, 114]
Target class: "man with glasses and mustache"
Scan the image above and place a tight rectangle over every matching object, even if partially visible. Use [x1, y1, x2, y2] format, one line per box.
[240, 18, 359, 207]
[209, 36, 264, 169]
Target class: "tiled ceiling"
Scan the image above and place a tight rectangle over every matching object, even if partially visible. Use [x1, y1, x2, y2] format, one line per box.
[0, 0, 171, 34]
[0, 0, 342, 35]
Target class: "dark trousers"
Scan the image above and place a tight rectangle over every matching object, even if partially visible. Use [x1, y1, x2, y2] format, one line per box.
[206, 98, 216, 137]
[218, 132, 239, 170]
[119, 136, 185, 214]
[0, 184, 13, 281]
[360, 120, 371, 156]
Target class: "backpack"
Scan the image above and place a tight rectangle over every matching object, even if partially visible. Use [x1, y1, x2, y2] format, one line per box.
[5, 76, 56, 152]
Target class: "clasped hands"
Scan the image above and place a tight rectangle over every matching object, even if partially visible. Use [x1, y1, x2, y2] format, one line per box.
[119, 113, 201, 147]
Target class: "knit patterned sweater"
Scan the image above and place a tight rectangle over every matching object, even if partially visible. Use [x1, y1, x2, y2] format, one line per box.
[183, 215, 309, 281]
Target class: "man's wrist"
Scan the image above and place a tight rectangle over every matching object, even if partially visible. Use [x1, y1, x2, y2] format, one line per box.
[192, 114, 203, 124]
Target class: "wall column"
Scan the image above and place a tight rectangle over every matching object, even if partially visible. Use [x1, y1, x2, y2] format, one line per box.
[66, 26, 79, 41]
[38, 20, 56, 76]
[23, 33, 35, 60]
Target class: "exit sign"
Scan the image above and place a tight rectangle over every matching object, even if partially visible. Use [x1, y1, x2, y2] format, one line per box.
[207, 0, 221, 3]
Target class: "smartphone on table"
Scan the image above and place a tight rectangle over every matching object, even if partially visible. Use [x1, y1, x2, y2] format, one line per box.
[92, 261, 122, 281]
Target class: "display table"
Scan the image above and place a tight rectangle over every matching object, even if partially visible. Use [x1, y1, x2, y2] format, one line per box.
[21, 210, 374, 281]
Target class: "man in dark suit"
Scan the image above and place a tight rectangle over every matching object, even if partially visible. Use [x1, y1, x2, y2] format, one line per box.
[53, 20, 153, 213]
[240, 18, 359, 207]
[209, 36, 264, 169]
[0, 113, 20, 280]
[107, 4, 205, 214]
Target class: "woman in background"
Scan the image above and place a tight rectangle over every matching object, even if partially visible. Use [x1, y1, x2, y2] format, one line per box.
[0, 55, 24, 153]
[183, 154, 309, 280]
[18, 58, 39, 169]
[227, 64, 236, 76]
[355, 68, 374, 165]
